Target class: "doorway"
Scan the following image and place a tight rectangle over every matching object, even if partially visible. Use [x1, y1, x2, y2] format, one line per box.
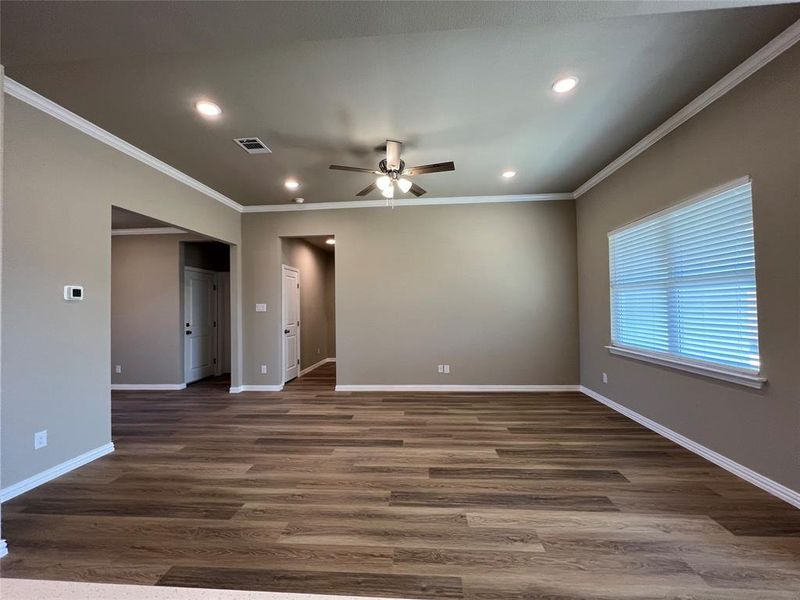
[183, 267, 217, 384]
[110, 207, 233, 390]
[282, 265, 300, 383]
[182, 241, 232, 385]
[280, 236, 336, 385]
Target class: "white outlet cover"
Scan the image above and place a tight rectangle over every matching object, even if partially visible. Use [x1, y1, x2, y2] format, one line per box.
[602, 372, 608, 383]
[444, 365, 450, 374]
[255, 303, 267, 312]
[34, 430, 48, 450]
[261, 364, 267, 374]
[437, 365, 444, 373]
[115, 365, 122, 374]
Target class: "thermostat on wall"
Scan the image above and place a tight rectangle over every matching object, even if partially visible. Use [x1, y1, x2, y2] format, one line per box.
[64, 285, 84, 301]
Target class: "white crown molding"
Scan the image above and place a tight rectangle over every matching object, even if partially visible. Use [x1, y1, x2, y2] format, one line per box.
[111, 383, 187, 390]
[573, 19, 800, 198]
[335, 384, 580, 392]
[229, 384, 285, 393]
[0, 442, 115, 503]
[299, 357, 336, 377]
[3, 76, 244, 213]
[242, 193, 574, 213]
[111, 227, 186, 236]
[580, 386, 800, 509]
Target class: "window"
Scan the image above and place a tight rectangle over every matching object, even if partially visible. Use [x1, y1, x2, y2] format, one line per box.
[608, 178, 764, 388]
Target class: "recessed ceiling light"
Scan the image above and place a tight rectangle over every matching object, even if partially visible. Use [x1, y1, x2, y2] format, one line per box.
[552, 76, 579, 94]
[195, 100, 222, 117]
[292, 197, 305, 204]
[502, 170, 517, 178]
[285, 179, 300, 190]
[325, 238, 335, 245]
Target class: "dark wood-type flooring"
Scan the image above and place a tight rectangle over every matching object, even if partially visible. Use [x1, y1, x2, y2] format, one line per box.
[2, 362, 799, 598]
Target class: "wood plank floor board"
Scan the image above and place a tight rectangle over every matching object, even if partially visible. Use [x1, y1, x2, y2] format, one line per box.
[390, 490, 620, 512]
[2, 363, 798, 598]
[429, 467, 629, 482]
[156, 565, 465, 598]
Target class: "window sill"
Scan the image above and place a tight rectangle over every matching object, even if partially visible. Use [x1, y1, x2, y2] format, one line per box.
[606, 345, 766, 389]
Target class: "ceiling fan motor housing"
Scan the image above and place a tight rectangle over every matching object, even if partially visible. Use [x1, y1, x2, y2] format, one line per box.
[385, 139, 402, 171]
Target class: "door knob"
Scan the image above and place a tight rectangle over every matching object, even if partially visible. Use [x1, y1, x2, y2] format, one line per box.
[186, 330, 192, 335]
[284, 329, 290, 334]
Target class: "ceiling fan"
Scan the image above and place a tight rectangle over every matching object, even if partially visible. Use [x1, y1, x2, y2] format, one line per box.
[329, 140, 455, 199]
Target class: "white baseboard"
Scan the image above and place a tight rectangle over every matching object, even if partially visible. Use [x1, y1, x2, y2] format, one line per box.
[335, 384, 581, 392]
[0, 442, 115, 503]
[299, 357, 336, 377]
[0, 539, 7, 558]
[111, 383, 186, 391]
[230, 384, 284, 394]
[580, 386, 800, 510]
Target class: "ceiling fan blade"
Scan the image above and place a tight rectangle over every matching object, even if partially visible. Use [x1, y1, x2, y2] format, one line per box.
[409, 183, 427, 197]
[356, 182, 378, 197]
[404, 161, 455, 176]
[330, 165, 379, 174]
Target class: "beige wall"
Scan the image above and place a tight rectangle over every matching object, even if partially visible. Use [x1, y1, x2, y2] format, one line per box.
[281, 238, 336, 369]
[243, 201, 579, 386]
[576, 45, 800, 492]
[2, 97, 241, 489]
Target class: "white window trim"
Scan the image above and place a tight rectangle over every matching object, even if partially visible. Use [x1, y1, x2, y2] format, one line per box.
[606, 344, 766, 389]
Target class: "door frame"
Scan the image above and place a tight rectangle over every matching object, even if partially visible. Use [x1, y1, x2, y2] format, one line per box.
[183, 266, 219, 384]
[281, 264, 301, 384]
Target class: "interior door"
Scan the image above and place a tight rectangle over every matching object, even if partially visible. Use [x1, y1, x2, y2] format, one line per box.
[282, 265, 300, 382]
[184, 269, 216, 384]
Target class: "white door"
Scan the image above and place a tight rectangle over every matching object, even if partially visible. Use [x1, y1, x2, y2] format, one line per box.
[184, 268, 217, 384]
[282, 265, 300, 382]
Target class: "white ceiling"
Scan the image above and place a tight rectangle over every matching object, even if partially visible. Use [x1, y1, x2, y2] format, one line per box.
[4, 1, 799, 206]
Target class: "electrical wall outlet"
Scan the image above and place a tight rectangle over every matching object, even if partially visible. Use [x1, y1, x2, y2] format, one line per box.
[444, 364, 450, 374]
[261, 364, 267, 374]
[34, 430, 48, 450]
[437, 364, 444, 373]
[115, 365, 122, 374]
[255, 303, 267, 312]
[317, 347, 321, 355]
[602, 372, 608, 384]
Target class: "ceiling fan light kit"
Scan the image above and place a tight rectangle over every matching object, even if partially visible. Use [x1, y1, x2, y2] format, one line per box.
[330, 139, 455, 203]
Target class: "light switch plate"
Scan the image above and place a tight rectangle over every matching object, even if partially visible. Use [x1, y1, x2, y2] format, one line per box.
[602, 372, 608, 384]
[255, 303, 267, 312]
[444, 364, 450, 374]
[115, 365, 122, 374]
[437, 365, 444, 373]
[261, 364, 267, 374]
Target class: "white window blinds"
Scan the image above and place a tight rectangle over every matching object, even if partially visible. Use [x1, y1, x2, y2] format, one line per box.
[609, 180, 760, 375]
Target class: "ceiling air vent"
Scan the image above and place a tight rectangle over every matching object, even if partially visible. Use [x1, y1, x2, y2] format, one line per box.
[234, 137, 272, 155]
